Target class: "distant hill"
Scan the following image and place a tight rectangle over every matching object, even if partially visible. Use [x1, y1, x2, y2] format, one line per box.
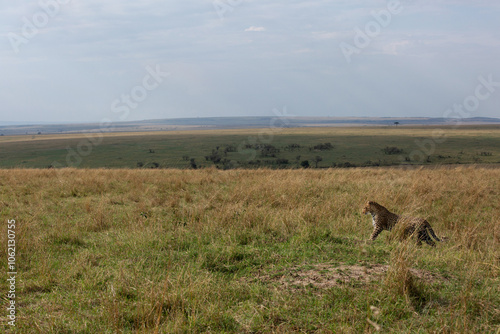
[1, 116, 499, 136]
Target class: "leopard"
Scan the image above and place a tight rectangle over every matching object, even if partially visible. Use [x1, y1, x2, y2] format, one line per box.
[362, 201, 441, 246]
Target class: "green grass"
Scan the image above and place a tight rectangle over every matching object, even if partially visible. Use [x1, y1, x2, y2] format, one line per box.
[1, 125, 499, 169]
[1, 167, 499, 333]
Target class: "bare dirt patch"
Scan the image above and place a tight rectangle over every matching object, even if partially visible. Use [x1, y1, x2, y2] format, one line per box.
[255, 263, 449, 289]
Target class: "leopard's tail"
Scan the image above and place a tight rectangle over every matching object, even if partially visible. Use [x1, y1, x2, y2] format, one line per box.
[427, 226, 441, 242]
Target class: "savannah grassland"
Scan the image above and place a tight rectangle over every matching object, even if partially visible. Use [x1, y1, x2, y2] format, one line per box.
[1, 126, 500, 169]
[1, 166, 499, 333]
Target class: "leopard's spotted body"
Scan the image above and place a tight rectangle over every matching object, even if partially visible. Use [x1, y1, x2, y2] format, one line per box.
[362, 201, 441, 246]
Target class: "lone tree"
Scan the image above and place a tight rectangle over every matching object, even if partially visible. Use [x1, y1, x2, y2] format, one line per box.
[312, 156, 323, 168]
[394, 121, 400, 126]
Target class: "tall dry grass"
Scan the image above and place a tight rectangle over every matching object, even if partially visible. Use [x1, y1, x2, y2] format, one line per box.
[0, 166, 499, 332]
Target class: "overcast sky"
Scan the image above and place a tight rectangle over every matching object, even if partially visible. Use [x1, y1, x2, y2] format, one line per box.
[1, 0, 499, 124]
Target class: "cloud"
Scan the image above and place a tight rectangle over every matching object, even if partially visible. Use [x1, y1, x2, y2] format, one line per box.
[311, 31, 351, 40]
[1, 1, 500, 122]
[244, 26, 266, 32]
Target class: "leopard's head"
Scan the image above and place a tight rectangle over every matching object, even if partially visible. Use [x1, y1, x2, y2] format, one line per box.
[362, 201, 378, 215]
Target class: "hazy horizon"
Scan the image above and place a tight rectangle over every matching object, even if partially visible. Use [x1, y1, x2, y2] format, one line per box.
[2, 115, 500, 131]
[1, 1, 499, 124]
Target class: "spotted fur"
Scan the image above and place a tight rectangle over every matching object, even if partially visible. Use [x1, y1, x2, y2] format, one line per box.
[362, 201, 441, 246]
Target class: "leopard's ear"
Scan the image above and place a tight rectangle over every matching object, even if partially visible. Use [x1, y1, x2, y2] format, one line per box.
[367, 201, 374, 205]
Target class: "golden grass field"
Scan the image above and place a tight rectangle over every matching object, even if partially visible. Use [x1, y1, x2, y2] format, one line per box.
[0, 166, 499, 333]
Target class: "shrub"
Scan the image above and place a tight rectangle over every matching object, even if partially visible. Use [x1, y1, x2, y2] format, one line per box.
[189, 158, 197, 169]
[312, 143, 334, 151]
[333, 162, 356, 168]
[206, 150, 222, 164]
[224, 145, 237, 153]
[284, 143, 301, 151]
[382, 146, 404, 155]
[260, 144, 280, 157]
